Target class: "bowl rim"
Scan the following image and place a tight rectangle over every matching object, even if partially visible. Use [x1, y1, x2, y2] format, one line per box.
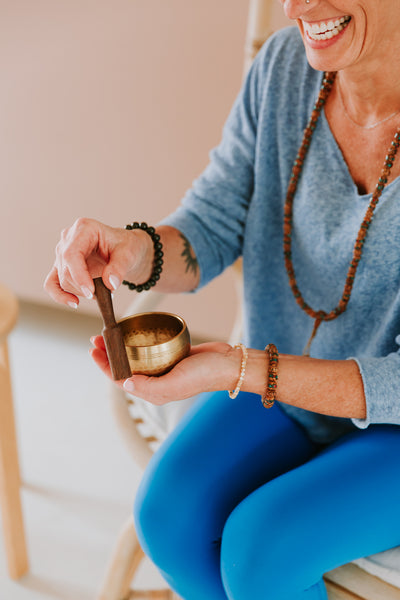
[118, 312, 189, 350]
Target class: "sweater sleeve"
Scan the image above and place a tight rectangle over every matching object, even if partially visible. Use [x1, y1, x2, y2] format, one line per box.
[351, 347, 400, 428]
[160, 42, 266, 289]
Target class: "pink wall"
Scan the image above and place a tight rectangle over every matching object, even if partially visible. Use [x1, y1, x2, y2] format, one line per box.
[0, 1, 290, 339]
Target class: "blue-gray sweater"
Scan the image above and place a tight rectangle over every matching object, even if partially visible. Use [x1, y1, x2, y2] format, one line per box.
[162, 26, 400, 443]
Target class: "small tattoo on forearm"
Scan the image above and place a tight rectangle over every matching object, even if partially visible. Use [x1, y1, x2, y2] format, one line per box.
[180, 233, 198, 276]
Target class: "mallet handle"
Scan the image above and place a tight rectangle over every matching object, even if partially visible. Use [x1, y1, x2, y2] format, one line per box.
[93, 278, 132, 381]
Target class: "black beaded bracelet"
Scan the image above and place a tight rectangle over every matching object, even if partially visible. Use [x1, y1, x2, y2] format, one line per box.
[122, 222, 163, 292]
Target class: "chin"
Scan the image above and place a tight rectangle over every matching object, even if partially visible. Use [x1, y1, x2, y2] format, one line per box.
[298, 20, 361, 74]
[304, 51, 342, 73]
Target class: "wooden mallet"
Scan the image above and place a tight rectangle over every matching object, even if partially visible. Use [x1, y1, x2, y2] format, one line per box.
[93, 277, 132, 381]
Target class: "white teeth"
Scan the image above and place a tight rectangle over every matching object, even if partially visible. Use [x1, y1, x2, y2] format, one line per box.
[306, 16, 351, 41]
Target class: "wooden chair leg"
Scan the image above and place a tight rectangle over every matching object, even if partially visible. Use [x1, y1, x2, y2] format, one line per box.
[98, 514, 178, 600]
[98, 515, 144, 600]
[0, 340, 29, 579]
[127, 591, 178, 599]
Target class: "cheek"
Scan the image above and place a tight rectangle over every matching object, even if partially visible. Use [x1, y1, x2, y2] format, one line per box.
[305, 20, 365, 72]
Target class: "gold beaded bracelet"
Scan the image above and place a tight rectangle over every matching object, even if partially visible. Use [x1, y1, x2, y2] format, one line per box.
[228, 343, 248, 400]
[262, 343, 279, 409]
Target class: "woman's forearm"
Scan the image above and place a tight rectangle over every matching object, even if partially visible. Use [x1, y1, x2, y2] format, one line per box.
[235, 349, 367, 420]
[124, 225, 200, 294]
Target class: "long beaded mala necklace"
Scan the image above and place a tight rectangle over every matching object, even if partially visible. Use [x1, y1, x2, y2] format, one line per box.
[284, 71, 400, 356]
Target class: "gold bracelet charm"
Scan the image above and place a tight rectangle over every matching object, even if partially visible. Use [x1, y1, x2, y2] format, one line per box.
[262, 343, 279, 408]
[228, 343, 248, 400]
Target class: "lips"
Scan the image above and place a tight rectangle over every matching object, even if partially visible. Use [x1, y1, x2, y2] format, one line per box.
[304, 16, 351, 41]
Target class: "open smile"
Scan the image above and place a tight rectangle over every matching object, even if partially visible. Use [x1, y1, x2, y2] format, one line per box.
[303, 16, 351, 41]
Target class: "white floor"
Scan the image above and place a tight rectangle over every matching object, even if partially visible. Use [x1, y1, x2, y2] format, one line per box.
[0, 301, 164, 599]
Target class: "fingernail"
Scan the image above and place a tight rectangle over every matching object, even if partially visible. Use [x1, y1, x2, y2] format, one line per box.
[90, 336, 96, 345]
[81, 286, 93, 299]
[68, 301, 78, 309]
[109, 275, 120, 291]
[123, 379, 135, 393]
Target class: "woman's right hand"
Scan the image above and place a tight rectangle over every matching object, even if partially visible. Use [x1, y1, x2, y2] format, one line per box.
[44, 217, 153, 308]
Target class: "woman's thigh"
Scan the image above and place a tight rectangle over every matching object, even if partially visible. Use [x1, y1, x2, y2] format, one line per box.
[221, 424, 400, 600]
[134, 391, 320, 598]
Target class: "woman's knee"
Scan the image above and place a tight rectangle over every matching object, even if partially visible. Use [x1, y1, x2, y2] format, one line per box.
[220, 486, 324, 600]
[220, 490, 281, 599]
[134, 446, 193, 566]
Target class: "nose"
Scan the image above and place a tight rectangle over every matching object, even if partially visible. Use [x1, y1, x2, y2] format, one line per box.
[282, 0, 312, 20]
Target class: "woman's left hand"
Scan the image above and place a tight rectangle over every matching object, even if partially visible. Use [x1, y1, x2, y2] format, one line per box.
[90, 336, 238, 404]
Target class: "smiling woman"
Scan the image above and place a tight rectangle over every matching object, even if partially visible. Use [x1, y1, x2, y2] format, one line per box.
[44, 0, 400, 599]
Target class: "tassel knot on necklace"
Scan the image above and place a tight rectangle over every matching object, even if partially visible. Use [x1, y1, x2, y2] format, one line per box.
[284, 71, 400, 356]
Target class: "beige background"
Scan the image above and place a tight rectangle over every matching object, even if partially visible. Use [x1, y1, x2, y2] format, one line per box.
[0, 1, 289, 339]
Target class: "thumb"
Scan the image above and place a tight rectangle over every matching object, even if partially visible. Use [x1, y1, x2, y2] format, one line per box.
[102, 244, 139, 291]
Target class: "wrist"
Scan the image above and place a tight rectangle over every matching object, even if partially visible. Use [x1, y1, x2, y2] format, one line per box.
[243, 348, 267, 396]
[223, 346, 266, 397]
[124, 226, 159, 286]
[223, 345, 244, 392]
[227, 344, 248, 399]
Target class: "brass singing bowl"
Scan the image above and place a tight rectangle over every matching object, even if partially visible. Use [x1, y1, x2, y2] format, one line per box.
[118, 312, 191, 376]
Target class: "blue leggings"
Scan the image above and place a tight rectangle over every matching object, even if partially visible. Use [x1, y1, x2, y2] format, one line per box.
[134, 391, 400, 600]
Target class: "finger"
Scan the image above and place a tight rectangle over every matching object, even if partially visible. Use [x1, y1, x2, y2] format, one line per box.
[124, 371, 205, 404]
[123, 373, 173, 403]
[63, 249, 95, 299]
[44, 266, 80, 308]
[89, 347, 121, 384]
[102, 246, 133, 292]
[90, 335, 106, 350]
[101, 233, 144, 292]
[59, 218, 106, 298]
[90, 344, 129, 393]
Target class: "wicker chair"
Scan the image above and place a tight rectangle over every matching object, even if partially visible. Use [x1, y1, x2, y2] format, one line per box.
[97, 2, 400, 598]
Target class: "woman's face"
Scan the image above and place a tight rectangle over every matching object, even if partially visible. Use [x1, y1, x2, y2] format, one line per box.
[281, 0, 399, 74]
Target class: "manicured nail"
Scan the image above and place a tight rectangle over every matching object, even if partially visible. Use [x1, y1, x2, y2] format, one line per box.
[90, 336, 96, 345]
[109, 275, 120, 291]
[123, 379, 135, 393]
[81, 286, 93, 299]
[68, 301, 78, 309]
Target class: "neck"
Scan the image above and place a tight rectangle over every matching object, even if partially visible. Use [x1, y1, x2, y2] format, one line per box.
[337, 65, 400, 129]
